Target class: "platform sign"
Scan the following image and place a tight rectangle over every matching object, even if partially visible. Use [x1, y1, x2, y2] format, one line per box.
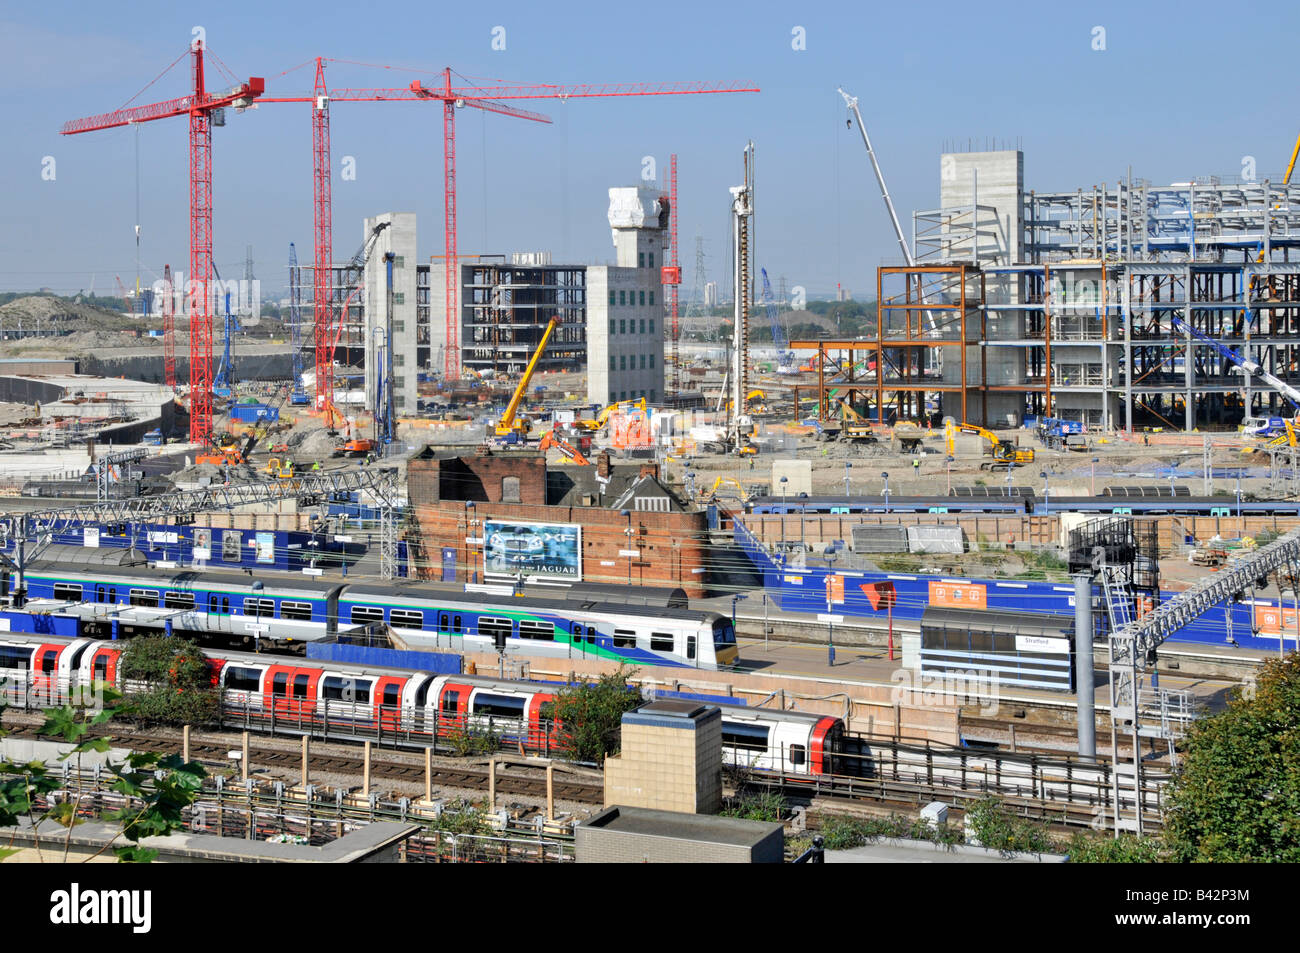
[483, 519, 581, 581]
[824, 574, 845, 605]
[83, 528, 99, 549]
[929, 580, 987, 610]
[1254, 604, 1300, 638]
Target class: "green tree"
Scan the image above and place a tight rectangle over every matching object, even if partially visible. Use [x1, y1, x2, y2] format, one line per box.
[1161, 652, 1300, 862]
[0, 689, 206, 862]
[551, 666, 642, 763]
[119, 635, 219, 727]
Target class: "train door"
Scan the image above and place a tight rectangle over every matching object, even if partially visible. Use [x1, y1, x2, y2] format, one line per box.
[437, 683, 471, 734]
[89, 646, 119, 686]
[32, 644, 63, 702]
[266, 665, 320, 719]
[374, 676, 407, 730]
[525, 692, 557, 751]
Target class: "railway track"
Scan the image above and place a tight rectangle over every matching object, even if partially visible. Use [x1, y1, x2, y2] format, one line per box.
[1, 720, 606, 804]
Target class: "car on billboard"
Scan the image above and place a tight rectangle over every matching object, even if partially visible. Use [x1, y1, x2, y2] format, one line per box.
[486, 527, 545, 565]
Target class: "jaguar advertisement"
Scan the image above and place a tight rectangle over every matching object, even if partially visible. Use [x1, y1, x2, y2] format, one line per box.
[483, 520, 582, 581]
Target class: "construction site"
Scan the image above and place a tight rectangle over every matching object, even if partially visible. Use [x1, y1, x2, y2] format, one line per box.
[0, 25, 1296, 876]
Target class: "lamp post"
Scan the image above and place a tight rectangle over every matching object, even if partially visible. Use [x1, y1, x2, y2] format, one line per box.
[731, 593, 747, 641]
[843, 461, 852, 497]
[779, 476, 788, 557]
[1040, 470, 1050, 502]
[1235, 474, 1242, 519]
[1005, 467, 1013, 497]
[881, 471, 890, 513]
[946, 454, 953, 496]
[1091, 456, 1099, 496]
[620, 509, 632, 585]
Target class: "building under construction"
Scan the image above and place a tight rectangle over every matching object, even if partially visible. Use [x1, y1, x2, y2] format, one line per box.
[840, 149, 1300, 431]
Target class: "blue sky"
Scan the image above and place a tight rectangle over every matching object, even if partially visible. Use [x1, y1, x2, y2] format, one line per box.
[2, 0, 1296, 300]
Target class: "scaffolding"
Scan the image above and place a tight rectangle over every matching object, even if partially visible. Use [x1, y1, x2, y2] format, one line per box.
[902, 170, 1300, 430]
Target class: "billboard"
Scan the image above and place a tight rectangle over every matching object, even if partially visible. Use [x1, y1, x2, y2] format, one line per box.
[483, 520, 582, 581]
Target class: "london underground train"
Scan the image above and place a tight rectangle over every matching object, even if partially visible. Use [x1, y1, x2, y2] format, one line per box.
[0, 633, 842, 777]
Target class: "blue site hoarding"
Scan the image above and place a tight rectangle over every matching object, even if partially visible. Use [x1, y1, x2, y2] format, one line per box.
[733, 517, 1296, 654]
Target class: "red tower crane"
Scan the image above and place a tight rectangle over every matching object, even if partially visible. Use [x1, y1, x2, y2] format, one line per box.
[162, 263, 176, 389]
[264, 67, 756, 392]
[665, 154, 682, 394]
[61, 41, 265, 443]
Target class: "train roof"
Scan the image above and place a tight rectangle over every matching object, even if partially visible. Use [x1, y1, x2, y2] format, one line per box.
[25, 562, 343, 599]
[338, 581, 720, 623]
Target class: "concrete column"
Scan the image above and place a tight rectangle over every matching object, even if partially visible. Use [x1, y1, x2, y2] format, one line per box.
[546, 763, 554, 821]
[301, 735, 309, 788]
[1073, 572, 1097, 759]
[424, 747, 432, 804]
[488, 757, 496, 811]
[362, 740, 371, 796]
[182, 724, 190, 763]
[241, 731, 250, 781]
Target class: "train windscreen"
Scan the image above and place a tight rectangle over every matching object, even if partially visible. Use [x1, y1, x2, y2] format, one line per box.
[712, 619, 736, 646]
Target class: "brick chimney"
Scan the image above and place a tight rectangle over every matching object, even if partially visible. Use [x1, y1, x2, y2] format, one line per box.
[639, 463, 659, 481]
[597, 452, 611, 479]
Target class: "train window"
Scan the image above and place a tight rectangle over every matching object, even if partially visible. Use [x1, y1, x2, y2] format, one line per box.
[613, 629, 637, 649]
[350, 605, 385, 626]
[39, 651, 57, 674]
[519, 620, 554, 641]
[789, 744, 806, 767]
[108, 588, 117, 603]
[472, 693, 526, 718]
[651, 633, 675, 652]
[441, 689, 461, 715]
[95, 586, 105, 603]
[92, 653, 109, 681]
[293, 674, 310, 699]
[225, 666, 262, 692]
[686, 635, 696, 661]
[280, 601, 313, 621]
[244, 598, 274, 618]
[453, 615, 462, 634]
[164, 591, 196, 610]
[390, 609, 423, 628]
[721, 721, 770, 752]
[479, 617, 513, 643]
[272, 673, 288, 696]
[208, 595, 219, 614]
[383, 683, 400, 708]
[438, 613, 450, 632]
[222, 597, 230, 614]
[53, 583, 83, 601]
[0, 646, 33, 669]
[322, 676, 371, 703]
[129, 588, 159, 608]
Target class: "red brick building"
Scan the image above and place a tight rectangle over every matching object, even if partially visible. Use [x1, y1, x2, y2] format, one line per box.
[406, 447, 713, 597]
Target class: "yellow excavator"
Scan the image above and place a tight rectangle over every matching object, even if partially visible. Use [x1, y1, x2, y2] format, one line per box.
[577, 397, 648, 434]
[493, 315, 560, 443]
[958, 423, 1035, 469]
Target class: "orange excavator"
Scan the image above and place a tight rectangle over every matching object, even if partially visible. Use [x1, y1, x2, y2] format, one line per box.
[538, 429, 591, 466]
